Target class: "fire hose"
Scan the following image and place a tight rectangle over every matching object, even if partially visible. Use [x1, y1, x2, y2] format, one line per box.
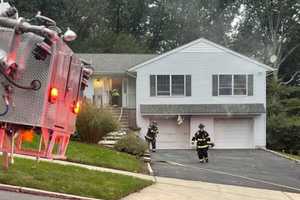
[0, 67, 41, 90]
[0, 17, 58, 40]
[0, 104, 8, 116]
[0, 95, 9, 116]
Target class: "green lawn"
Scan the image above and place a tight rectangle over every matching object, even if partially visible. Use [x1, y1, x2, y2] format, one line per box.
[22, 135, 146, 173]
[0, 157, 152, 200]
[66, 141, 147, 173]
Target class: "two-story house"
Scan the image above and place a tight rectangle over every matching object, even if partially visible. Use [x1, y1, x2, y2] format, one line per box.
[81, 38, 273, 149]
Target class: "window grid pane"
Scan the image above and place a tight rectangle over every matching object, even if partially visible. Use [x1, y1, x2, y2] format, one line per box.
[219, 75, 232, 95]
[172, 75, 185, 95]
[234, 75, 247, 95]
[157, 75, 170, 96]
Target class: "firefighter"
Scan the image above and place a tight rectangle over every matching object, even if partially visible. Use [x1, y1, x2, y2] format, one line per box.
[192, 123, 214, 163]
[145, 121, 159, 152]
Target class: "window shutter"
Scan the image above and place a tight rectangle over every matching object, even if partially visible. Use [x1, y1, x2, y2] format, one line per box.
[212, 75, 218, 96]
[185, 75, 192, 96]
[150, 75, 156, 96]
[248, 74, 254, 96]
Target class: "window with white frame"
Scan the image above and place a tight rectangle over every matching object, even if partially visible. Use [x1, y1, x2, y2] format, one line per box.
[233, 75, 247, 95]
[157, 75, 170, 96]
[219, 75, 232, 95]
[150, 75, 191, 96]
[172, 75, 185, 95]
[214, 74, 250, 96]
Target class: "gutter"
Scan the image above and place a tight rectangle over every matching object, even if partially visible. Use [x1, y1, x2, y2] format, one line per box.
[126, 71, 136, 78]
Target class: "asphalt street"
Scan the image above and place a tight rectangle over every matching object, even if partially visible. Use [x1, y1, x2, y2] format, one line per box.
[151, 149, 300, 193]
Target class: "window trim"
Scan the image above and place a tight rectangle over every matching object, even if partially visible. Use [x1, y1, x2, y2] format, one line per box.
[150, 74, 190, 97]
[216, 74, 250, 96]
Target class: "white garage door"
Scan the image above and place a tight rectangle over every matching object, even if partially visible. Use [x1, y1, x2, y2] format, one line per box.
[214, 118, 254, 149]
[156, 119, 190, 149]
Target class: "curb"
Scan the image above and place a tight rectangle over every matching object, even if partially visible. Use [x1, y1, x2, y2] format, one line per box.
[146, 162, 153, 176]
[0, 183, 101, 200]
[261, 148, 300, 164]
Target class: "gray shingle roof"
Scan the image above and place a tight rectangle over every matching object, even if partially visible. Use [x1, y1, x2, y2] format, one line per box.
[76, 53, 157, 74]
[140, 104, 265, 115]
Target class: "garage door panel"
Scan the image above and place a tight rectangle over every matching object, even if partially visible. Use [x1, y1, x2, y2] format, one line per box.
[156, 119, 190, 149]
[214, 118, 254, 149]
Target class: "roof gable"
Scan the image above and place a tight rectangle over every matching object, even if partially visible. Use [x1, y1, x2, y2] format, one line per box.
[128, 38, 274, 72]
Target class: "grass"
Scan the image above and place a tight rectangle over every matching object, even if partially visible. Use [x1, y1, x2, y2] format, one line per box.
[66, 141, 147, 173]
[22, 135, 146, 173]
[0, 157, 152, 200]
[276, 151, 300, 160]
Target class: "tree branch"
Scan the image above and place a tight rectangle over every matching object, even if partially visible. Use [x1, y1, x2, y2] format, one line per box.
[280, 71, 300, 85]
[278, 43, 300, 67]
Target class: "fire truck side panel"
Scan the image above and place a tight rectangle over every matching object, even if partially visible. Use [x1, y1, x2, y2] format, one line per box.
[65, 55, 82, 133]
[0, 28, 51, 127]
[42, 40, 81, 134]
[0, 27, 82, 135]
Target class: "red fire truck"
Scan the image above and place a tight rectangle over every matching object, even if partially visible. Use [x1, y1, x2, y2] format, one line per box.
[0, 4, 92, 163]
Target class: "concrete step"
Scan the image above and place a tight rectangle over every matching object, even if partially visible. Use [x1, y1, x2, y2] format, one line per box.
[106, 131, 127, 137]
[103, 136, 123, 140]
[98, 140, 117, 145]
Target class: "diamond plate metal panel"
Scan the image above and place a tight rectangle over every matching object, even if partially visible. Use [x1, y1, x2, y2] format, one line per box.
[0, 28, 50, 127]
[0, 27, 83, 134]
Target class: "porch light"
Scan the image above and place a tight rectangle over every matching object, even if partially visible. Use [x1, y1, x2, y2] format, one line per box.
[93, 79, 103, 88]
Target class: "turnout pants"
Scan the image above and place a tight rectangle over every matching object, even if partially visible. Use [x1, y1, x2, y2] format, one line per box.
[197, 147, 208, 161]
[147, 138, 156, 150]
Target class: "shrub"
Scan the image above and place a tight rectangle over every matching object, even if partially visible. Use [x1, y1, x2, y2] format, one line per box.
[76, 102, 119, 143]
[266, 80, 300, 155]
[267, 114, 300, 154]
[114, 133, 148, 157]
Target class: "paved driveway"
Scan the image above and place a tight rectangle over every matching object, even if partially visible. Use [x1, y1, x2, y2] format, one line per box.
[151, 149, 300, 193]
